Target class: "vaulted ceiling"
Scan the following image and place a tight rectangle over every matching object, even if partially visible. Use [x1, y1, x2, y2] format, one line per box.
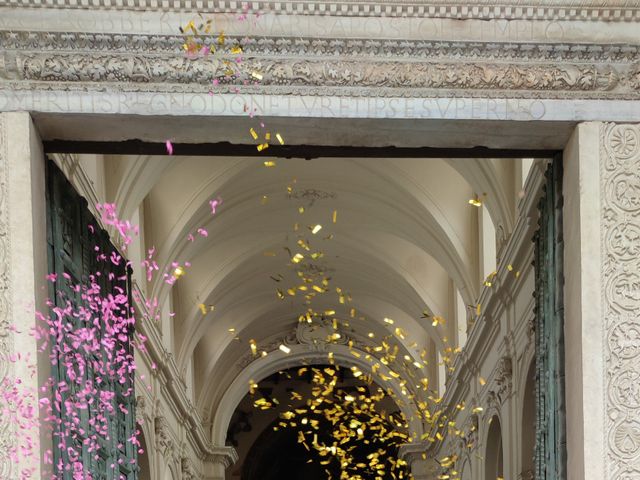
[90, 150, 523, 443]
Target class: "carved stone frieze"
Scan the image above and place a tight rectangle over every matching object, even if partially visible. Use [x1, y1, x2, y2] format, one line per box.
[0, 0, 638, 22]
[601, 123, 640, 479]
[3, 32, 640, 63]
[0, 31, 639, 99]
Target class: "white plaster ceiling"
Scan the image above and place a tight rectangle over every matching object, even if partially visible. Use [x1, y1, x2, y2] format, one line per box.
[103, 152, 520, 431]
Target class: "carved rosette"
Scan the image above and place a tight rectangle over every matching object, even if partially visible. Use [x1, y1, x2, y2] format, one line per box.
[0, 115, 15, 479]
[601, 123, 640, 478]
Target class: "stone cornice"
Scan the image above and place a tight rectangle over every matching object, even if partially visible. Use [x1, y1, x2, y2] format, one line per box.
[1, 31, 639, 99]
[1, 0, 639, 22]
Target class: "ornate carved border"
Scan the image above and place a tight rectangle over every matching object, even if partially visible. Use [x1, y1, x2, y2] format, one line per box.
[1, 32, 639, 99]
[600, 123, 640, 479]
[0, 115, 15, 478]
[0, 0, 639, 21]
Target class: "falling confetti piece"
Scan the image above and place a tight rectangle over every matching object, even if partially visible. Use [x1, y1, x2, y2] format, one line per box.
[250, 128, 258, 140]
[264, 160, 276, 167]
[209, 197, 222, 215]
[279, 344, 291, 354]
[166, 140, 174, 155]
[311, 224, 322, 234]
[276, 133, 285, 145]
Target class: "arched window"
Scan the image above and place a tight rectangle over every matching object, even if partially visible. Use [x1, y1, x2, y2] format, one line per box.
[485, 416, 504, 480]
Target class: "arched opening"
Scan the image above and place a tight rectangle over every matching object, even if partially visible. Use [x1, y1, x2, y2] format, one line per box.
[521, 359, 536, 479]
[485, 416, 504, 480]
[229, 365, 411, 480]
[137, 428, 152, 480]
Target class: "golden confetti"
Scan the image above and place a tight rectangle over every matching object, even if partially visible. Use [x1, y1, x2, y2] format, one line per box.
[468, 198, 482, 207]
[264, 160, 276, 167]
[173, 266, 185, 278]
[279, 344, 291, 354]
[384, 317, 395, 325]
[311, 224, 322, 234]
[251, 71, 263, 80]
[250, 128, 258, 140]
[276, 133, 285, 145]
[332, 210, 337, 223]
[199, 303, 207, 315]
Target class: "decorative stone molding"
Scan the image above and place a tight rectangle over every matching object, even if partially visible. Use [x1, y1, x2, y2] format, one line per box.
[0, 0, 638, 22]
[155, 416, 175, 455]
[600, 123, 640, 479]
[493, 356, 513, 403]
[296, 317, 349, 351]
[201, 445, 239, 468]
[288, 188, 336, 206]
[182, 456, 200, 480]
[236, 327, 297, 369]
[1, 32, 639, 99]
[462, 413, 479, 450]
[0, 114, 15, 479]
[135, 395, 147, 424]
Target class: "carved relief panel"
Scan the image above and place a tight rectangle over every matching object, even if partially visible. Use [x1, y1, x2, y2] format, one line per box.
[601, 124, 640, 479]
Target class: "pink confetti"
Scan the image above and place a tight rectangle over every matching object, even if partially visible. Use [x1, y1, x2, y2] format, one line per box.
[209, 197, 223, 215]
[166, 140, 174, 155]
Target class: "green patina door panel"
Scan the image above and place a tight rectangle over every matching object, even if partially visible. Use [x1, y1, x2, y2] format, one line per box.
[534, 158, 567, 480]
[46, 159, 137, 480]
